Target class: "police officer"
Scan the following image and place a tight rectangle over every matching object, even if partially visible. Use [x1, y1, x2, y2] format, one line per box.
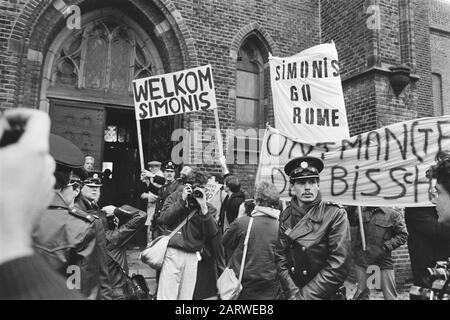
[32, 134, 112, 300]
[151, 160, 185, 239]
[76, 171, 147, 300]
[275, 156, 351, 300]
[77, 171, 103, 211]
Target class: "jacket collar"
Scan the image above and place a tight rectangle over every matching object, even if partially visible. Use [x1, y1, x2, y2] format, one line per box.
[251, 205, 280, 220]
[49, 192, 70, 209]
[290, 192, 323, 223]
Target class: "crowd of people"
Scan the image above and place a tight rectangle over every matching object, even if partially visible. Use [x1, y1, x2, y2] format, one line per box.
[1, 108, 450, 300]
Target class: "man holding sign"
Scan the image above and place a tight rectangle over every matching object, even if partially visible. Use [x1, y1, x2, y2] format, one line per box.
[275, 156, 351, 300]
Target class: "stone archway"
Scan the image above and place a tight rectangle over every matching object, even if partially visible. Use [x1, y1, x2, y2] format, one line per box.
[7, 0, 199, 110]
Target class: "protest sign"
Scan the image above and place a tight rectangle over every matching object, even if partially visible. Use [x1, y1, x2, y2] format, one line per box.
[269, 43, 349, 141]
[255, 116, 450, 207]
[205, 182, 223, 202]
[132, 65, 217, 120]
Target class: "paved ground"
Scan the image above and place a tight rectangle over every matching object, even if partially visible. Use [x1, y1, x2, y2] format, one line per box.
[127, 249, 410, 300]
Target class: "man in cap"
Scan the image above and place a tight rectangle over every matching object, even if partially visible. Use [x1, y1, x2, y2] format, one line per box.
[77, 172, 147, 300]
[77, 171, 103, 210]
[32, 134, 112, 300]
[275, 156, 351, 300]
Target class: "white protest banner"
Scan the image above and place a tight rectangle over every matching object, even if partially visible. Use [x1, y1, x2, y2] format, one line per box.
[269, 42, 349, 141]
[255, 116, 450, 207]
[205, 182, 223, 202]
[132, 65, 217, 120]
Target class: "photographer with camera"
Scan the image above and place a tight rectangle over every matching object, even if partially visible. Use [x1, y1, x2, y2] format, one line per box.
[75, 173, 148, 299]
[408, 152, 450, 299]
[99, 204, 148, 300]
[156, 170, 218, 300]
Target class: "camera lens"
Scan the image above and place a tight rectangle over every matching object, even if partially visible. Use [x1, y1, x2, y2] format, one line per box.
[193, 189, 203, 198]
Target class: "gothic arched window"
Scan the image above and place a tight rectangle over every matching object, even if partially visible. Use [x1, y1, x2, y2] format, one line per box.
[235, 39, 264, 129]
[51, 20, 155, 96]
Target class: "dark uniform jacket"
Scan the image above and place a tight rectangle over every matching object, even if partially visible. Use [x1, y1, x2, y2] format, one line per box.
[405, 206, 450, 286]
[75, 198, 147, 299]
[32, 193, 112, 300]
[152, 179, 184, 238]
[74, 196, 113, 299]
[353, 207, 408, 269]
[102, 206, 147, 299]
[275, 194, 351, 300]
[0, 254, 84, 300]
[218, 191, 246, 232]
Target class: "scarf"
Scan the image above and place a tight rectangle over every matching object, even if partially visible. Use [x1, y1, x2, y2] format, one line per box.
[289, 191, 322, 224]
[251, 205, 281, 220]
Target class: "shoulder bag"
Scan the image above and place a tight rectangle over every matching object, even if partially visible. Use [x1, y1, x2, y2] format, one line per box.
[217, 217, 254, 300]
[140, 210, 195, 270]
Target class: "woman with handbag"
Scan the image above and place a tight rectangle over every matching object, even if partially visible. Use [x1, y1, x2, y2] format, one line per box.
[222, 181, 281, 300]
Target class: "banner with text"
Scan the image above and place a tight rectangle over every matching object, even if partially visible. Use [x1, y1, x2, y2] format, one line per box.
[269, 43, 349, 141]
[255, 116, 450, 207]
[132, 65, 217, 120]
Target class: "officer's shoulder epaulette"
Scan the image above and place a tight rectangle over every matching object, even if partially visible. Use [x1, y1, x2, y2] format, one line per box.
[325, 201, 344, 209]
[68, 208, 96, 222]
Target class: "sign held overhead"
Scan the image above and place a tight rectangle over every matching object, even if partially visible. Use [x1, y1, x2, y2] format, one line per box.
[132, 65, 217, 120]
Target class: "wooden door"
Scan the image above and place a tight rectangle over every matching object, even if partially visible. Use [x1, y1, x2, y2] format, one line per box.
[49, 99, 105, 170]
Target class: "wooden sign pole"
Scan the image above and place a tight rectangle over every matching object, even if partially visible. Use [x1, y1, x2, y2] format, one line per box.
[136, 119, 145, 170]
[357, 206, 367, 251]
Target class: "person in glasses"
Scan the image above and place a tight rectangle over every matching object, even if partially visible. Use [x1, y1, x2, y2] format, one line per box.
[32, 134, 112, 300]
[405, 152, 450, 287]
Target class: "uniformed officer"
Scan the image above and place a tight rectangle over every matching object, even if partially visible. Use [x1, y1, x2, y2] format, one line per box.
[151, 160, 184, 239]
[274, 156, 351, 300]
[77, 171, 103, 210]
[32, 134, 112, 300]
[76, 171, 148, 300]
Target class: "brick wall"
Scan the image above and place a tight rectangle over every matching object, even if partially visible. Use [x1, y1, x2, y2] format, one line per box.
[172, 0, 321, 197]
[430, 0, 450, 115]
[0, 0, 442, 295]
[320, 0, 437, 290]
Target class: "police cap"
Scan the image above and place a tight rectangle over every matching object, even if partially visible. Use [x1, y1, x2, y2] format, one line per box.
[162, 160, 175, 171]
[83, 171, 103, 187]
[284, 156, 324, 182]
[49, 134, 85, 169]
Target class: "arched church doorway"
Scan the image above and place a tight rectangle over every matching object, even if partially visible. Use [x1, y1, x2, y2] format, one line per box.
[42, 8, 178, 207]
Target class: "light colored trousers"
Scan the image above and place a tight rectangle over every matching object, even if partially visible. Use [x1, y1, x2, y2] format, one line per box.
[354, 264, 398, 300]
[157, 247, 198, 300]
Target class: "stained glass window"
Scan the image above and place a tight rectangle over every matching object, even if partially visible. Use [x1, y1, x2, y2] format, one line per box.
[52, 20, 154, 94]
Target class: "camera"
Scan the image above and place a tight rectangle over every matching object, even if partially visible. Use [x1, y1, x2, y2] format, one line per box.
[409, 258, 450, 300]
[193, 189, 204, 198]
[185, 184, 204, 209]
